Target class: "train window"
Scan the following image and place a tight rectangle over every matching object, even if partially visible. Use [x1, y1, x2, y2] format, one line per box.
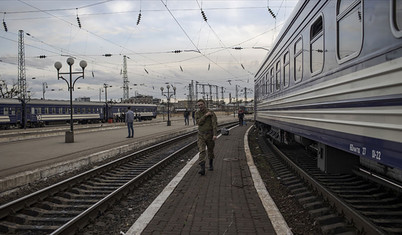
[337, 0, 362, 61]
[294, 37, 303, 82]
[262, 77, 266, 96]
[310, 15, 324, 74]
[59, 108, 62, 114]
[52, 108, 56, 114]
[265, 73, 269, 95]
[283, 51, 290, 88]
[45, 108, 49, 114]
[270, 68, 274, 93]
[4, 108, 8, 115]
[391, 0, 402, 37]
[275, 61, 281, 90]
[339, 0, 355, 13]
[31, 107, 35, 114]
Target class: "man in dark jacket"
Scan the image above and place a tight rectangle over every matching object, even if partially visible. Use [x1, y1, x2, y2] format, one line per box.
[195, 99, 217, 175]
[125, 107, 135, 138]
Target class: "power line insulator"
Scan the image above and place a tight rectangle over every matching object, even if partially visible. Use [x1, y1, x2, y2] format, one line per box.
[137, 12, 142, 25]
[233, 47, 243, 50]
[103, 54, 112, 57]
[268, 7, 276, 19]
[173, 50, 181, 53]
[39, 55, 46, 58]
[2, 20, 7, 32]
[77, 16, 82, 28]
[201, 10, 207, 22]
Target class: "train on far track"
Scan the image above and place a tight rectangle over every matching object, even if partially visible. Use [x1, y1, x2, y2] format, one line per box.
[0, 98, 157, 129]
[254, 0, 402, 182]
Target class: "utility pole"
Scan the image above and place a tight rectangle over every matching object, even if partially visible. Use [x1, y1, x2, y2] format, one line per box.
[18, 30, 27, 129]
[215, 85, 219, 104]
[188, 80, 194, 109]
[209, 84, 212, 105]
[122, 55, 129, 100]
[235, 85, 239, 111]
[244, 87, 247, 103]
[221, 86, 224, 103]
[195, 81, 198, 101]
[18, 30, 27, 100]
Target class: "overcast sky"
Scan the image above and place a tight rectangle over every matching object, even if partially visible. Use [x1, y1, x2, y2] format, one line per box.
[0, 0, 298, 102]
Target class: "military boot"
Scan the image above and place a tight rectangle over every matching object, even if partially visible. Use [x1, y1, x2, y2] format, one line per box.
[198, 162, 205, 175]
[208, 158, 213, 171]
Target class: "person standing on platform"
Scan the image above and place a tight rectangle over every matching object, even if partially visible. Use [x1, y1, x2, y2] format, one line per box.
[184, 109, 190, 125]
[238, 109, 245, 126]
[195, 99, 217, 175]
[125, 106, 135, 138]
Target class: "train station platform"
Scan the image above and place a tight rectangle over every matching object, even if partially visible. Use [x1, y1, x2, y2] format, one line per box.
[126, 125, 291, 235]
[0, 114, 239, 194]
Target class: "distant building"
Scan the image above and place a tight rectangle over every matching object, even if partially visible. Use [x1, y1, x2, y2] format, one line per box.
[127, 95, 153, 104]
[75, 97, 90, 102]
[152, 98, 161, 105]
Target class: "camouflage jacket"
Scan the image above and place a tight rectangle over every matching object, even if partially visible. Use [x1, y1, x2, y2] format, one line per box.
[196, 108, 217, 136]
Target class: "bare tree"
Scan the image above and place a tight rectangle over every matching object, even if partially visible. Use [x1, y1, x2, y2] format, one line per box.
[0, 80, 20, 98]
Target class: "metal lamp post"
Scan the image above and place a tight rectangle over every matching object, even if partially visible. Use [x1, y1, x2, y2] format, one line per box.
[54, 57, 87, 143]
[103, 83, 112, 122]
[160, 85, 176, 126]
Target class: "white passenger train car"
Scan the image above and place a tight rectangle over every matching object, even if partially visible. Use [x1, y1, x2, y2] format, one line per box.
[254, 0, 402, 182]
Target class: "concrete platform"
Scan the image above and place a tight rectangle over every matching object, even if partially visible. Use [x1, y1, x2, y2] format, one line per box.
[126, 125, 292, 235]
[0, 115, 238, 194]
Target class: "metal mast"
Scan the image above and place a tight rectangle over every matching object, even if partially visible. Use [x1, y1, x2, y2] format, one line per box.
[122, 55, 129, 100]
[18, 30, 27, 100]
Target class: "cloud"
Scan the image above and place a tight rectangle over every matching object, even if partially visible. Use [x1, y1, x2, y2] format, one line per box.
[0, 0, 297, 101]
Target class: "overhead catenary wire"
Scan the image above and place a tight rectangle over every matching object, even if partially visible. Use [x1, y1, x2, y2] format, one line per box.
[195, 0, 255, 79]
[1, 0, 295, 99]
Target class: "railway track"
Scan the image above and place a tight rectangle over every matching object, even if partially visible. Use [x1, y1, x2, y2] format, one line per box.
[0, 122, 127, 143]
[254, 127, 402, 234]
[0, 131, 198, 234]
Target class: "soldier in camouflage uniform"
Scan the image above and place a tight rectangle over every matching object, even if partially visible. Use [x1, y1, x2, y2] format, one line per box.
[195, 99, 217, 175]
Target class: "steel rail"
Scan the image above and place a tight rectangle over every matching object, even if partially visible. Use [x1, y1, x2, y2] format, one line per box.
[267, 141, 384, 235]
[0, 130, 196, 220]
[50, 137, 197, 235]
[0, 122, 237, 234]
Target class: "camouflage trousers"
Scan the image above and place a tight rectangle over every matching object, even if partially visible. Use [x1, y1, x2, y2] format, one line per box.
[197, 131, 215, 164]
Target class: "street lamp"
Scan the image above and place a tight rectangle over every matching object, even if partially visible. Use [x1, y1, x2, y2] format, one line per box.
[103, 83, 112, 121]
[54, 57, 87, 143]
[160, 84, 176, 126]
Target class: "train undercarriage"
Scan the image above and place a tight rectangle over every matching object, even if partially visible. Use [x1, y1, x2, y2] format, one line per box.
[255, 121, 402, 185]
